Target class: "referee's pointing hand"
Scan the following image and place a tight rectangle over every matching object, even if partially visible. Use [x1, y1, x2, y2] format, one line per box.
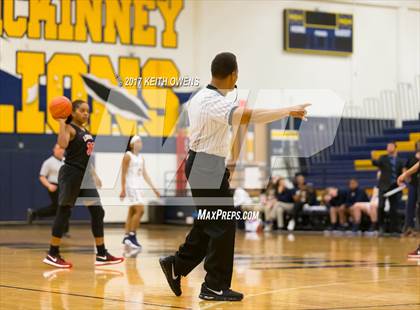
[289, 103, 311, 120]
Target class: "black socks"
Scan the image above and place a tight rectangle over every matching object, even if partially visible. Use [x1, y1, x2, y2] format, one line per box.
[96, 244, 106, 256]
[49, 245, 59, 256]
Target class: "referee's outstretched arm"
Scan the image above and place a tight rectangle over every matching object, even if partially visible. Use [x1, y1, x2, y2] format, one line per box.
[231, 103, 311, 125]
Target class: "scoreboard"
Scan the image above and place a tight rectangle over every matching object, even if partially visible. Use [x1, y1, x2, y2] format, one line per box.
[284, 9, 353, 56]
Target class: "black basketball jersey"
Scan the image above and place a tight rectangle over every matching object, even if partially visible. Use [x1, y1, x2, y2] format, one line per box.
[64, 123, 95, 170]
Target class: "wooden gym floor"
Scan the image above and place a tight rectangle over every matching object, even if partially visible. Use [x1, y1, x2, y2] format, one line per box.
[0, 224, 419, 310]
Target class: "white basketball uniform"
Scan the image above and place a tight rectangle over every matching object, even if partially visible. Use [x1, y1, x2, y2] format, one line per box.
[125, 151, 145, 204]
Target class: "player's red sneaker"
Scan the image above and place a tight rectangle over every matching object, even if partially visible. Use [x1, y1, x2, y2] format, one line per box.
[43, 254, 73, 268]
[95, 251, 124, 266]
[407, 246, 420, 259]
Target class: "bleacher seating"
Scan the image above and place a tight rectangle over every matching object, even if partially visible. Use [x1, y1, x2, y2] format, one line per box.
[306, 114, 420, 189]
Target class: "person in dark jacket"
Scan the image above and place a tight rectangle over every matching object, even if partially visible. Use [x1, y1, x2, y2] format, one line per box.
[287, 174, 317, 231]
[272, 178, 296, 230]
[372, 142, 405, 233]
[403, 140, 420, 236]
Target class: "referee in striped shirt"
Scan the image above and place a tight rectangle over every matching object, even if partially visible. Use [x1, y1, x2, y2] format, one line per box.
[160, 52, 310, 301]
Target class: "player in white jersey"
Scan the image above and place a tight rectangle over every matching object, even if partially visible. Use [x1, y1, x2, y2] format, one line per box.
[120, 135, 160, 248]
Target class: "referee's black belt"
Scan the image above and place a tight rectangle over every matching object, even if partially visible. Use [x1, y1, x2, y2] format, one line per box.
[188, 150, 225, 163]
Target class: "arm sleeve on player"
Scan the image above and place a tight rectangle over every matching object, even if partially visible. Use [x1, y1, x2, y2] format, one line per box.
[205, 97, 238, 125]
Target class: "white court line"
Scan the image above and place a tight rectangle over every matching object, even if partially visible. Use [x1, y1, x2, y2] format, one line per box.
[197, 276, 419, 310]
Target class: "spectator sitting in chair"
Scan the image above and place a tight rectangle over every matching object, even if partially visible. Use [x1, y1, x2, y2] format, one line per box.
[260, 176, 278, 231]
[288, 174, 317, 231]
[344, 178, 369, 234]
[259, 176, 277, 201]
[351, 187, 380, 236]
[323, 187, 347, 232]
[264, 178, 296, 231]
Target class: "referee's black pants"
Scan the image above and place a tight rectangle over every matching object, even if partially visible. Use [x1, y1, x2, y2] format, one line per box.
[34, 186, 69, 233]
[174, 150, 236, 290]
[34, 186, 59, 218]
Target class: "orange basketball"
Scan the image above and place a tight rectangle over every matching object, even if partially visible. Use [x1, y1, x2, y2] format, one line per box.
[49, 96, 72, 120]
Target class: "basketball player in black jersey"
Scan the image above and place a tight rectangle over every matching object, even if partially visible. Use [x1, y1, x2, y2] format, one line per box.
[43, 99, 124, 268]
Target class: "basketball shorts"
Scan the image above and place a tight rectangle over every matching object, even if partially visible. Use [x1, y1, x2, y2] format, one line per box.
[126, 187, 146, 205]
[58, 164, 100, 207]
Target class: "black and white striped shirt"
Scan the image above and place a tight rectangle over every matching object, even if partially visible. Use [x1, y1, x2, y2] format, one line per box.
[187, 85, 238, 158]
